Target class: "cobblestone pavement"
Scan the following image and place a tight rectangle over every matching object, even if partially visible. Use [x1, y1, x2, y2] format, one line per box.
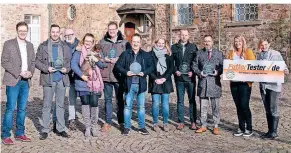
[1, 71, 291, 153]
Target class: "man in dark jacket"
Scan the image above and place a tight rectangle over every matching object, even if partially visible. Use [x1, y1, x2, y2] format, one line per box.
[172, 29, 198, 130]
[114, 33, 154, 136]
[99, 21, 131, 132]
[36, 24, 71, 140]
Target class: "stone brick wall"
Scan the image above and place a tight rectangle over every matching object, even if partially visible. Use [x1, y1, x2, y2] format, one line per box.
[171, 4, 291, 62]
[0, 4, 49, 81]
[0, 4, 49, 49]
[51, 4, 123, 42]
[1, 4, 290, 66]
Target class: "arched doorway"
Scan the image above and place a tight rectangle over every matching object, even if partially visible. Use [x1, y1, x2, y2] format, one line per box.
[124, 22, 135, 42]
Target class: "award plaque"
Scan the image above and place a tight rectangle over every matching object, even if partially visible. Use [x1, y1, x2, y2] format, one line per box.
[107, 48, 117, 59]
[179, 62, 190, 74]
[54, 57, 64, 71]
[202, 63, 215, 75]
[130, 61, 142, 74]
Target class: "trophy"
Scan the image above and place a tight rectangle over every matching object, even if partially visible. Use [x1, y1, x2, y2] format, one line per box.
[107, 48, 117, 59]
[130, 61, 142, 75]
[202, 63, 215, 76]
[179, 62, 190, 74]
[53, 57, 64, 71]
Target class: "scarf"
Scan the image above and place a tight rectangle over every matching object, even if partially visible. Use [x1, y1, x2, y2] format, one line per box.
[48, 39, 63, 64]
[47, 39, 64, 84]
[259, 50, 269, 60]
[79, 46, 104, 93]
[153, 46, 167, 75]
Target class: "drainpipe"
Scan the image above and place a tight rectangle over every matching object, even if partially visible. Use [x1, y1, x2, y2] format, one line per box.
[48, 4, 52, 38]
[218, 4, 221, 51]
[169, 4, 173, 45]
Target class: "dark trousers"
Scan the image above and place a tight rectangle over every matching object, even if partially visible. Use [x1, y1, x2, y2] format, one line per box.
[260, 88, 280, 117]
[103, 82, 124, 124]
[176, 81, 197, 123]
[260, 88, 280, 133]
[80, 93, 100, 107]
[230, 82, 252, 131]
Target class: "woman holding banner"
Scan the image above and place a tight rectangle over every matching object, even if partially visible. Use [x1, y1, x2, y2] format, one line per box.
[257, 39, 289, 139]
[227, 35, 256, 137]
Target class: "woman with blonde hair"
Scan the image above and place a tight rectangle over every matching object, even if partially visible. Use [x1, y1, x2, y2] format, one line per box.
[227, 35, 256, 137]
[71, 33, 104, 137]
[148, 38, 174, 132]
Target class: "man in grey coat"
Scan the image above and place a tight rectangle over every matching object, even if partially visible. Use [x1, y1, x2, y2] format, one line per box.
[192, 35, 223, 135]
[35, 24, 71, 140]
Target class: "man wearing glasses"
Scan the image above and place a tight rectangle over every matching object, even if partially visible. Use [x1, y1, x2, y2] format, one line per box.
[64, 29, 79, 130]
[1, 21, 35, 145]
[99, 21, 131, 132]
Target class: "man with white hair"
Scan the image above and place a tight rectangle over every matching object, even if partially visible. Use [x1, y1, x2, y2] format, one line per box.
[64, 28, 79, 130]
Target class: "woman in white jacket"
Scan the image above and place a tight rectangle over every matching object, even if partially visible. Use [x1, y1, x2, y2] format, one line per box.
[257, 39, 289, 139]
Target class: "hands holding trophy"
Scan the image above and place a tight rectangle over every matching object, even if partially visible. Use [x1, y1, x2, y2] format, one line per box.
[201, 63, 217, 77]
[129, 61, 142, 76]
[179, 62, 190, 75]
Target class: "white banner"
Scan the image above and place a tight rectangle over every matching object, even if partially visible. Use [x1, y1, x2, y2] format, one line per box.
[223, 60, 286, 83]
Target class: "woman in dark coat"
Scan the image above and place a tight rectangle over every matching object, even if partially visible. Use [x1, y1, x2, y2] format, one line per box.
[148, 38, 174, 132]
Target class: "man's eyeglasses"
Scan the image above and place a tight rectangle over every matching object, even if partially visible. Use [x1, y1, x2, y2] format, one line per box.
[18, 30, 28, 33]
[64, 34, 74, 38]
[108, 29, 117, 31]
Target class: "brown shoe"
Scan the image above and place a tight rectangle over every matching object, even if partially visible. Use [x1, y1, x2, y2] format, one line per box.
[196, 127, 207, 133]
[176, 123, 184, 130]
[163, 124, 169, 132]
[101, 123, 111, 133]
[153, 124, 160, 132]
[190, 123, 198, 130]
[213, 128, 219, 135]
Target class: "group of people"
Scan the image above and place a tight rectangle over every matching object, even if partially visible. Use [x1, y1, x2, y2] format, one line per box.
[1, 20, 289, 145]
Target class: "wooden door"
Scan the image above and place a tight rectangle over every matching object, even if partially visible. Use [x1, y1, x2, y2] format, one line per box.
[124, 22, 135, 42]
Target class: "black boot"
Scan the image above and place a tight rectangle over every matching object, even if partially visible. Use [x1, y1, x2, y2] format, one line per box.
[270, 116, 279, 139]
[263, 114, 272, 137]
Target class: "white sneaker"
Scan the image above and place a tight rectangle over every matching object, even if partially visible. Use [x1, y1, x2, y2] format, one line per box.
[243, 130, 253, 137]
[233, 129, 244, 137]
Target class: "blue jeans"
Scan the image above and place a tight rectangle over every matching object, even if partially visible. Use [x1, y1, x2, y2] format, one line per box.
[152, 94, 169, 125]
[1, 80, 29, 138]
[104, 82, 124, 124]
[124, 84, 146, 129]
[176, 81, 197, 124]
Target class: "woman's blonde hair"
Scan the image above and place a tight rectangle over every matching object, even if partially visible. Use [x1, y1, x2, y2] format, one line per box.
[232, 35, 247, 57]
[153, 38, 172, 56]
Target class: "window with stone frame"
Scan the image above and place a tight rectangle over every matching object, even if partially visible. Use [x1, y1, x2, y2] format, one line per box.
[142, 15, 151, 33]
[234, 4, 258, 21]
[24, 14, 40, 51]
[177, 4, 194, 26]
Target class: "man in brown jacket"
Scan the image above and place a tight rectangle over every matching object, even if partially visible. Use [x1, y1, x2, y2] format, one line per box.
[35, 24, 71, 140]
[1, 21, 35, 145]
[99, 21, 131, 132]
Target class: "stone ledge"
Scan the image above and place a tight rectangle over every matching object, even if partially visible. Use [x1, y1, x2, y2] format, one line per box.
[225, 20, 263, 27]
[172, 25, 198, 30]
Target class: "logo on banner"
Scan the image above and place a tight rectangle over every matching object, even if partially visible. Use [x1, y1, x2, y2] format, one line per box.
[226, 70, 235, 79]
